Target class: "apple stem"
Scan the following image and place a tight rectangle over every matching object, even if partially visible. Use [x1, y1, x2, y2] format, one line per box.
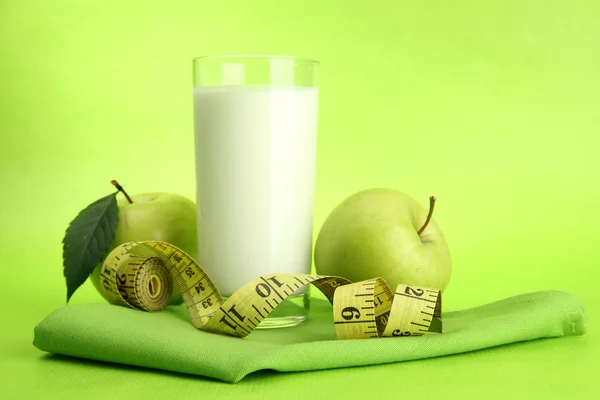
[417, 196, 436, 235]
[111, 180, 133, 204]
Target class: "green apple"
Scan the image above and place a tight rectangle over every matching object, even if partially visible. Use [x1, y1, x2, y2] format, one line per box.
[90, 182, 197, 305]
[314, 188, 451, 292]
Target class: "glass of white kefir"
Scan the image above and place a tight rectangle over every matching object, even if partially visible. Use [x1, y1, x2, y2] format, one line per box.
[192, 55, 319, 327]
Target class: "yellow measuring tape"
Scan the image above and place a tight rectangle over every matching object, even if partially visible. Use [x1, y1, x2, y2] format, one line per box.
[99, 241, 442, 339]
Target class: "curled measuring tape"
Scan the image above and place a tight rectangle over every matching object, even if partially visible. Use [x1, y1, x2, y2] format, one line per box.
[99, 241, 442, 339]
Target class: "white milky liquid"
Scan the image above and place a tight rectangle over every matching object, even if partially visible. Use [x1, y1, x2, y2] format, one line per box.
[193, 85, 319, 295]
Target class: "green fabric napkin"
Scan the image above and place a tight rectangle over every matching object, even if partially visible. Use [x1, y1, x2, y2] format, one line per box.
[33, 291, 587, 383]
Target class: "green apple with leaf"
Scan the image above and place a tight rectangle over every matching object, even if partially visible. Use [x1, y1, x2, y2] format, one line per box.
[314, 188, 451, 292]
[63, 180, 197, 304]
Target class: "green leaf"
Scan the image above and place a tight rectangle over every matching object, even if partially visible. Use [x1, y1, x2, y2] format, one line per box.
[62, 192, 119, 302]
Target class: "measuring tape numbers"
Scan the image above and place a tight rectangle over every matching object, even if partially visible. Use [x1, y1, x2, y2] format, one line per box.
[98, 241, 442, 340]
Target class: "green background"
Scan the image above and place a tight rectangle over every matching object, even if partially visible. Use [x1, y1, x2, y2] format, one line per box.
[1, 0, 598, 398]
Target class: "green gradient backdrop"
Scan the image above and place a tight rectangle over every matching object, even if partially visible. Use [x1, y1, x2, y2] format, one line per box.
[1, 0, 598, 398]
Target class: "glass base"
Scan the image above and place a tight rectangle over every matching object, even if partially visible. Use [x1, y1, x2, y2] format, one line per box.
[257, 290, 310, 329]
[223, 290, 310, 329]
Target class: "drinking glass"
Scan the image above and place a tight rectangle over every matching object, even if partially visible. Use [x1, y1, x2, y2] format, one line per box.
[192, 55, 319, 327]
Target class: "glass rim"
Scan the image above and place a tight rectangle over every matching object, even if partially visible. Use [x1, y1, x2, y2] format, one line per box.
[192, 54, 319, 64]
